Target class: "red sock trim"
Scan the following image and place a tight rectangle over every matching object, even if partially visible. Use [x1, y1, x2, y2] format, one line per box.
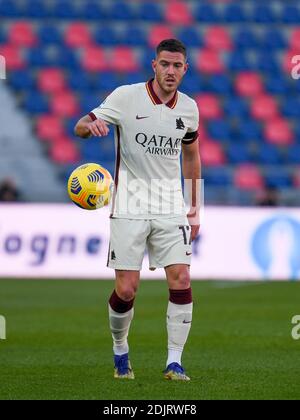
[169, 288, 192, 305]
[109, 290, 134, 313]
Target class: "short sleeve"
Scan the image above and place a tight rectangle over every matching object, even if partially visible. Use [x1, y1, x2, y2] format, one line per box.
[89, 86, 129, 125]
[182, 100, 199, 145]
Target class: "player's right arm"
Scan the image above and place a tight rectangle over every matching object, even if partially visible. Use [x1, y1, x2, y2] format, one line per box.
[74, 114, 109, 139]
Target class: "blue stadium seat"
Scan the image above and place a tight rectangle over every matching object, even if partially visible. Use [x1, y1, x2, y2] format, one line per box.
[256, 144, 283, 165]
[260, 29, 287, 50]
[0, 0, 22, 17]
[51, 0, 81, 19]
[94, 73, 120, 91]
[253, 52, 279, 73]
[23, 92, 49, 114]
[281, 5, 300, 24]
[108, 2, 136, 20]
[138, 3, 163, 21]
[227, 144, 253, 164]
[286, 145, 300, 164]
[252, 5, 278, 23]
[223, 97, 249, 118]
[228, 52, 253, 71]
[195, 4, 221, 23]
[55, 48, 78, 69]
[281, 98, 300, 118]
[80, 93, 102, 114]
[38, 26, 62, 45]
[234, 29, 259, 49]
[29, 47, 78, 68]
[24, 0, 50, 18]
[82, 138, 115, 161]
[177, 28, 203, 48]
[94, 26, 119, 46]
[9, 70, 35, 90]
[207, 120, 232, 142]
[223, 4, 248, 23]
[121, 27, 147, 46]
[237, 120, 262, 142]
[207, 74, 232, 94]
[68, 72, 91, 92]
[203, 167, 231, 186]
[180, 73, 205, 95]
[121, 72, 148, 85]
[0, 28, 7, 43]
[265, 173, 291, 188]
[28, 49, 53, 67]
[80, 1, 107, 20]
[265, 75, 290, 95]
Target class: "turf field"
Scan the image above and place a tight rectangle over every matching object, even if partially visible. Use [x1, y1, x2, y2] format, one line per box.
[0, 279, 299, 400]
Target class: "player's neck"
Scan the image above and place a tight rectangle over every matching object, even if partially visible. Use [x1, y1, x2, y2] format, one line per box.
[152, 78, 176, 104]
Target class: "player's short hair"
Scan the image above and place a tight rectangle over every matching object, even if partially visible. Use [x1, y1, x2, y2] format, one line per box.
[156, 39, 187, 61]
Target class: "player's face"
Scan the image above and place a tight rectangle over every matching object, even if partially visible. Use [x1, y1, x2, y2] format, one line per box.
[152, 51, 188, 94]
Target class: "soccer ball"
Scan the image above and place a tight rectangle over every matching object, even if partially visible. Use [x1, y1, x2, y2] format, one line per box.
[67, 163, 113, 210]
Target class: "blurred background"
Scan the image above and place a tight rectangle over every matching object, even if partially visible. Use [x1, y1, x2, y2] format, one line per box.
[0, 0, 299, 206]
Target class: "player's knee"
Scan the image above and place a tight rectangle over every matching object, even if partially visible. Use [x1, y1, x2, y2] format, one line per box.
[175, 269, 191, 290]
[116, 285, 136, 301]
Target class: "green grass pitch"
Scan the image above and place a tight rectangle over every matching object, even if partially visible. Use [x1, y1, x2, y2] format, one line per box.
[0, 279, 299, 400]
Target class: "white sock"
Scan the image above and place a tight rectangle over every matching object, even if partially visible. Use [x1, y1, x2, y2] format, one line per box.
[108, 305, 134, 356]
[166, 301, 193, 367]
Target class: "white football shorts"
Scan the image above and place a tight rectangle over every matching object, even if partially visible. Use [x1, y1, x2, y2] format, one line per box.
[107, 216, 192, 271]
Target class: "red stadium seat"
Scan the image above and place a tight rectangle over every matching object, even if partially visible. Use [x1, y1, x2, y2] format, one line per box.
[289, 29, 300, 51]
[283, 49, 299, 75]
[195, 49, 225, 74]
[148, 25, 175, 48]
[81, 46, 109, 72]
[0, 44, 25, 70]
[64, 23, 93, 48]
[165, 1, 193, 25]
[110, 47, 139, 72]
[51, 92, 80, 117]
[200, 141, 226, 166]
[195, 94, 222, 119]
[251, 94, 279, 121]
[264, 118, 294, 145]
[234, 164, 264, 190]
[293, 168, 300, 188]
[36, 115, 65, 142]
[204, 26, 232, 51]
[235, 72, 264, 97]
[37, 69, 66, 94]
[8, 22, 37, 47]
[50, 138, 80, 164]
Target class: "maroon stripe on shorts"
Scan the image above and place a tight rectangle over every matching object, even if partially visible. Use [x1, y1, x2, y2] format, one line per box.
[109, 290, 134, 313]
[169, 288, 192, 305]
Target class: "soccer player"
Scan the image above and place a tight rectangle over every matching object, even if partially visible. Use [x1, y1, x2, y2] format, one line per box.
[75, 39, 200, 381]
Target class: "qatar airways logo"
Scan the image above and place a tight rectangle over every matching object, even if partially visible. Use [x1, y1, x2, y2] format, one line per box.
[135, 133, 182, 157]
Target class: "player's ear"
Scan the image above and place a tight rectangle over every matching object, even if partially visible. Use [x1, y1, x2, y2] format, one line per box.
[152, 59, 157, 73]
[183, 62, 189, 74]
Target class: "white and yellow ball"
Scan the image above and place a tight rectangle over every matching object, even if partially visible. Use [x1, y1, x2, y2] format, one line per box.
[67, 163, 113, 210]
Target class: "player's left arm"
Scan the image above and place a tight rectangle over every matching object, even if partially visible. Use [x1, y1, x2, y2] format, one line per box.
[182, 138, 201, 241]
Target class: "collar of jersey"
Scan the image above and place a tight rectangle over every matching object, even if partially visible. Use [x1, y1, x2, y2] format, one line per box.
[146, 78, 178, 109]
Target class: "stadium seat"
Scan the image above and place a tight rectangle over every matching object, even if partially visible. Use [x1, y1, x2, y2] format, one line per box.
[68, 71, 91, 92]
[81, 47, 109, 72]
[251, 95, 279, 121]
[236, 119, 262, 142]
[0, 45, 25, 70]
[138, 3, 163, 22]
[164, 1, 193, 25]
[37, 69, 66, 94]
[195, 49, 224, 74]
[109, 47, 139, 72]
[254, 52, 279, 74]
[227, 143, 253, 164]
[24, 0, 50, 18]
[223, 4, 247, 23]
[80, 93, 102, 114]
[195, 94, 222, 120]
[50, 139, 80, 164]
[94, 26, 119, 46]
[285, 145, 300, 164]
[8, 22, 37, 47]
[108, 2, 136, 20]
[177, 28, 203, 48]
[0, 0, 22, 17]
[252, 5, 278, 23]
[265, 74, 290, 95]
[261, 29, 287, 50]
[281, 5, 300, 24]
[283, 49, 299, 75]
[38, 26, 62, 45]
[281, 97, 300, 118]
[148, 25, 175, 48]
[234, 29, 259, 50]
[235, 72, 264, 97]
[36, 115, 65, 142]
[264, 118, 294, 145]
[80, 1, 106, 20]
[204, 27, 232, 51]
[234, 164, 264, 190]
[256, 144, 283, 165]
[223, 97, 249, 118]
[265, 172, 291, 188]
[228, 52, 253, 72]
[180, 73, 205, 95]
[293, 169, 300, 187]
[23, 91, 49, 114]
[200, 141, 226, 166]
[51, 0, 81, 19]
[207, 74, 232, 94]
[207, 119, 232, 142]
[121, 27, 147, 47]
[50, 92, 80, 118]
[203, 167, 231, 186]
[94, 72, 119, 91]
[64, 23, 93, 48]
[289, 29, 300, 51]
[9, 70, 35, 90]
[195, 3, 221, 23]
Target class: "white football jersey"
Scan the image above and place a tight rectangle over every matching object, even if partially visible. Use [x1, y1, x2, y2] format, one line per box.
[89, 79, 199, 219]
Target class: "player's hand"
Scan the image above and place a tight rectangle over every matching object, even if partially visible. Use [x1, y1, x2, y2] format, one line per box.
[87, 118, 110, 137]
[187, 210, 200, 242]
